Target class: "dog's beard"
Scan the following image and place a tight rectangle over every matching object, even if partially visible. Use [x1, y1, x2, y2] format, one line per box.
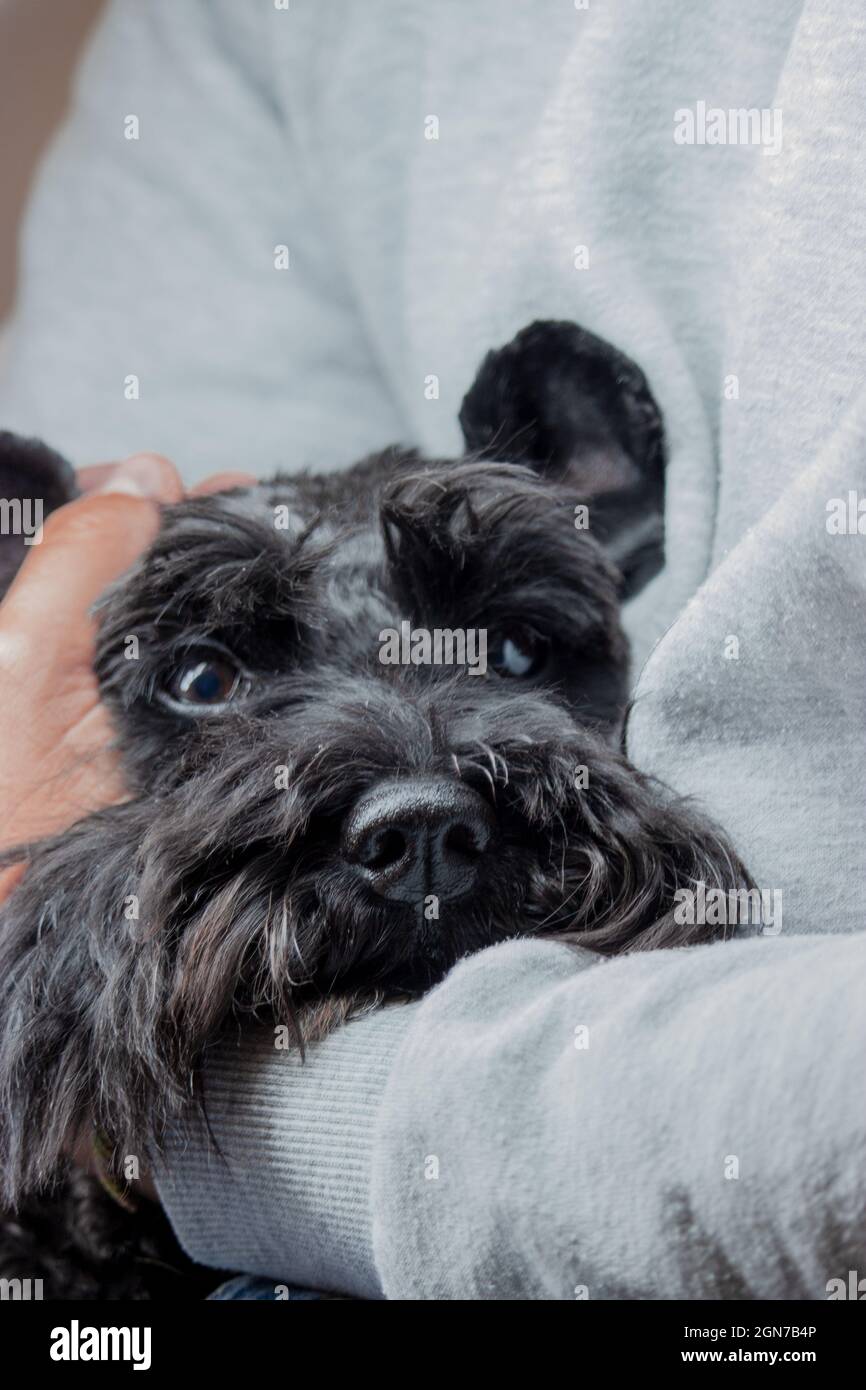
[0, 669, 750, 1202]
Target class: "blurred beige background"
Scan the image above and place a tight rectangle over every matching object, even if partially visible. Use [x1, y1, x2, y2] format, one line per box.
[0, 0, 105, 322]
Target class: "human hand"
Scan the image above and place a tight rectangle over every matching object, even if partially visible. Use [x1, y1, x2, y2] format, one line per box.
[0, 451, 253, 1195]
[0, 454, 253, 898]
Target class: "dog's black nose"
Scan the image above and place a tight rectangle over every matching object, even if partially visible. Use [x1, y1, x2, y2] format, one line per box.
[343, 777, 496, 904]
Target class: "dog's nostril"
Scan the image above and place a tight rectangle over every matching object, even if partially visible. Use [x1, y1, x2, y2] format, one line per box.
[359, 827, 408, 872]
[342, 777, 498, 905]
[443, 820, 488, 859]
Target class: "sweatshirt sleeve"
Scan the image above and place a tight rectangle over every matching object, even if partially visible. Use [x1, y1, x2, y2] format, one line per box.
[157, 930, 866, 1300]
[0, 0, 402, 484]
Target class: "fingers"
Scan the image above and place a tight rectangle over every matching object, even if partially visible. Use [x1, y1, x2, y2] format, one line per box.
[75, 462, 123, 493]
[0, 454, 182, 669]
[75, 461, 125, 494]
[0, 454, 258, 861]
[78, 463, 255, 498]
[1, 453, 255, 671]
[190, 470, 256, 496]
[75, 454, 185, 499]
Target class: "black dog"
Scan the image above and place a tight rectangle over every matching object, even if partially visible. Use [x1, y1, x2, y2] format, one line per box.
[0, 322, 750, 1297]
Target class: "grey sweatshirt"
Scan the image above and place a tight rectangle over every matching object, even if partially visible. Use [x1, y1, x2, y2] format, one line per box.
[2, 0, 865, 1299]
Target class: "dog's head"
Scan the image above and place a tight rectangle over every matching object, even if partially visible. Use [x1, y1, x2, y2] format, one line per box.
[0, 322, 748, 1187]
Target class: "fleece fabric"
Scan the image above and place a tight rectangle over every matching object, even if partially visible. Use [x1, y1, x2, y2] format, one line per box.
[2, 0, 864, 1298]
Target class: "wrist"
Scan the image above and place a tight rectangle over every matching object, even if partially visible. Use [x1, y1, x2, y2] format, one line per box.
[155, 1003, 415, 1298]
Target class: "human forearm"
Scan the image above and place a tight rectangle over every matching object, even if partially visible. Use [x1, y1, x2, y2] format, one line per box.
[158, 931, 866, 1299]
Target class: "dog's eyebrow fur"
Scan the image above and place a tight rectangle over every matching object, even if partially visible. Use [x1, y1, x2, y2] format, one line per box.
[379, 461, 625, 644]
[100, 492, 335, 636]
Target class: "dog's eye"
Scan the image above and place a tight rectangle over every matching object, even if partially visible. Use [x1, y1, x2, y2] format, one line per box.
[488, 626, 549, 678]
[161, 652, 249, 712]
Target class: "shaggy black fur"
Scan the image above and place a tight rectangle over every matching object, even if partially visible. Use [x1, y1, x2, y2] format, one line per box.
[0, 321, 751, 1298]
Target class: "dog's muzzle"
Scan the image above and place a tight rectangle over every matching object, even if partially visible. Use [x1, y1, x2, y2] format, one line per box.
[342, 776, 496, 905]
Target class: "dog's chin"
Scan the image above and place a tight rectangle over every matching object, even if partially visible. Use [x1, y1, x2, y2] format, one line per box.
[284, 850, 539, 999]
[308, 907, 521, 998]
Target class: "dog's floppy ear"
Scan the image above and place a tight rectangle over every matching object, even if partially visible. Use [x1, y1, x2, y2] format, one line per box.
[459, 320, 666, 598]
[0, 432, 78, 600]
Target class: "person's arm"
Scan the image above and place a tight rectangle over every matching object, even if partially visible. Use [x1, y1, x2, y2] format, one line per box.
[156, 930, 866, 1300]
[0, 0, 401, 482]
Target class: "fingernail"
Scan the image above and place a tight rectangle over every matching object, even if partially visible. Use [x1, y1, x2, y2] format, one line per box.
[96, 455, 167, 498]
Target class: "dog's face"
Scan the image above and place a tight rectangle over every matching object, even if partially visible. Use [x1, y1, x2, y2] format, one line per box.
[94, 454, 631, 1001]
[86, 318, 666, 1002]
[0, 322, 750, 1188]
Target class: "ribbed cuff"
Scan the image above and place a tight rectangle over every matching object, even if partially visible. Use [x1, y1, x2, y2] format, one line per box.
[155, 1003, 415, 1299]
